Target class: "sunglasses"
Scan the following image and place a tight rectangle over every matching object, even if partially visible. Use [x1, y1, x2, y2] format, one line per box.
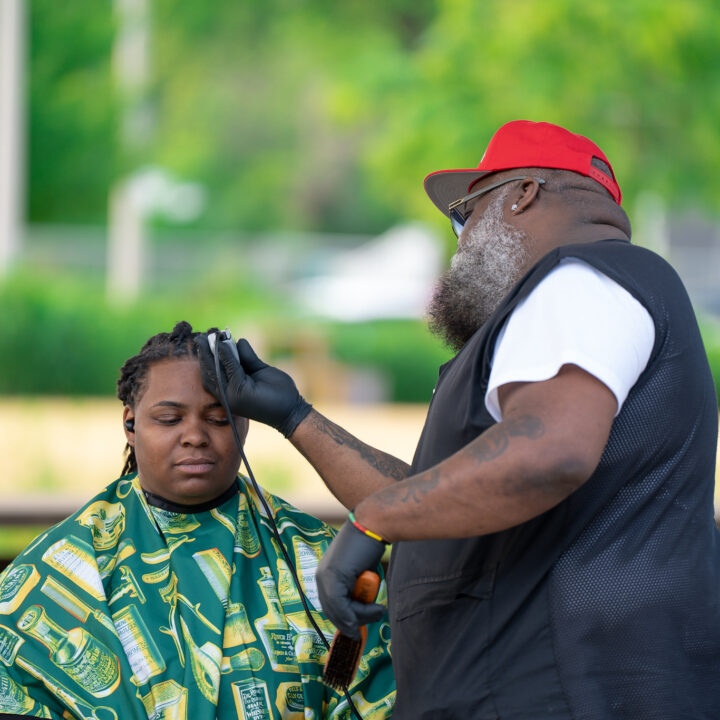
[448, 176, 546, 237]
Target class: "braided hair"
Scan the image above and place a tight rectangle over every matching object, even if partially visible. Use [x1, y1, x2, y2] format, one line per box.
[117, 321, 218, 477]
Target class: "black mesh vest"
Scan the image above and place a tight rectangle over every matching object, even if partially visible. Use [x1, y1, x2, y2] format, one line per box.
[387, 239, 720, 720]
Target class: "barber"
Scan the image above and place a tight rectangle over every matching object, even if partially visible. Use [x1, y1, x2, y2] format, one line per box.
[198, 120, 720, 719]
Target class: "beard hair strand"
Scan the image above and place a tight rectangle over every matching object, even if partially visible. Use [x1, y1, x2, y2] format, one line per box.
[427, 188, 531, 352]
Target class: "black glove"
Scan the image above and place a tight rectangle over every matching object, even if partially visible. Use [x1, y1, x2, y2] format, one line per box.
[195, 335, 312, 437]
[316, 520, 387, 640]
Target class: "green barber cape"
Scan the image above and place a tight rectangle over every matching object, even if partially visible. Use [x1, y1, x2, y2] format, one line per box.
[0, 475, 396, 719]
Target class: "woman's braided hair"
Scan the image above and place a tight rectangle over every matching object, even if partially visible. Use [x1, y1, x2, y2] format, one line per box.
[117, 320, 218, 477]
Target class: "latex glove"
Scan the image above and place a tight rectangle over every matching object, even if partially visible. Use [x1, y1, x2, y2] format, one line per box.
[195, 335, 312, 437]
[316, 520, 387, 640]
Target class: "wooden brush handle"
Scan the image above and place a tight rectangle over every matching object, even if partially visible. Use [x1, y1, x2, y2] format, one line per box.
[352, 570, 380, 604]
[322, 570, 382, 689]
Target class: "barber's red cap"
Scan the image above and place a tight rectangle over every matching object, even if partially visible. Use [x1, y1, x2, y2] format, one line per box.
[424, 120, 622, 216]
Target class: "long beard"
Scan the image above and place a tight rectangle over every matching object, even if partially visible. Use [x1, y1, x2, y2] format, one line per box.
[427, 190, 531, 352]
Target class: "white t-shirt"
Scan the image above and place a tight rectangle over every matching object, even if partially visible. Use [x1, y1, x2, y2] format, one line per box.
[485, 258, 655, 422]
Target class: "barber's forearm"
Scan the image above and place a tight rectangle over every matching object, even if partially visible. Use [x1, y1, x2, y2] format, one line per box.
[353, 365, 616, 541]
[353, 413, 590, 542]
[289, 409, 411, 510]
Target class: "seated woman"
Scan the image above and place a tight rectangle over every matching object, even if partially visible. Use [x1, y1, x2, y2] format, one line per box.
[0, 322, 395, 720]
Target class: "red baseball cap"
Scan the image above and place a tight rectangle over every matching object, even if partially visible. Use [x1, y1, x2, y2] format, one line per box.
[424, 120, 622, 216]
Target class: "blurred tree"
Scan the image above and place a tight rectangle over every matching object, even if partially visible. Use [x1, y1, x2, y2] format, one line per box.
[25, 0, 720, 239]
[147, 0, 435, 233]
[365, 0, 720, 235]
[28, 0, 116, 223]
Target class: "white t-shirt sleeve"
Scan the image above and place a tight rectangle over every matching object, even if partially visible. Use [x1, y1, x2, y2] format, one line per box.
[485, 258, 655, 422]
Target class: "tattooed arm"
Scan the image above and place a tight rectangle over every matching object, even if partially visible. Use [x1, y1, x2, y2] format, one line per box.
[290, 410, 412, 509]
[352, 363, 618, 541]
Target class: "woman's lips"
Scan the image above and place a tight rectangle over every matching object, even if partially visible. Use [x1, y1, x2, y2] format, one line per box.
[175, 458, 215, 474]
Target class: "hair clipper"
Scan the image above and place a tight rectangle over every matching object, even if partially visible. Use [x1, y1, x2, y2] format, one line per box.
[207, 328, 240, 363]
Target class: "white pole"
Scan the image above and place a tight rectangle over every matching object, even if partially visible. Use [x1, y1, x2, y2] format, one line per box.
[107, 180, 143, 302]
[0, 0, 25, 276]
[107, 0, 149, 303]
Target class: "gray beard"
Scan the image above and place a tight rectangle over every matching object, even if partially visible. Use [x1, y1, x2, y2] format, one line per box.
[427, 190, 531, 352]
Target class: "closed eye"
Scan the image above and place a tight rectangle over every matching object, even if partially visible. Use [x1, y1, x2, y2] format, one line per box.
[155, 416, 181, 425]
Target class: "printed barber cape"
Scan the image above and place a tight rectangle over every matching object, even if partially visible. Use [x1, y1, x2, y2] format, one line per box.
[0, 474, 395, 719]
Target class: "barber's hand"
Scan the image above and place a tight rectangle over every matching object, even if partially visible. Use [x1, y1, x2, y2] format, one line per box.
[195, 335, 312, 437]
[317, 520, 387, 640]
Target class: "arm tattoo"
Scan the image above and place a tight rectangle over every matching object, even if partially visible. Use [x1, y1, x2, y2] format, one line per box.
[466, 414, 545, 465]
[309, 412, 410, 481]
[375, 414, 545, 507]
[399, 467, 440, 504]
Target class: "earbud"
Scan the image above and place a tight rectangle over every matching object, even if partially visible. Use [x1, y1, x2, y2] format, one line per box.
[124, 419, 135, 432]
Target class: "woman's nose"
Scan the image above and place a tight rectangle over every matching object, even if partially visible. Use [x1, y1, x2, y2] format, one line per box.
[180, 418, 209, 445]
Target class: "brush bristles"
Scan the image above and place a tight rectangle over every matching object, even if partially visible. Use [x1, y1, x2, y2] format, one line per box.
[323, 628, 366, 690]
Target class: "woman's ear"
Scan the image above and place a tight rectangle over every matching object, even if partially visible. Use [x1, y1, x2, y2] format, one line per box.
[122, 406, 136, 446]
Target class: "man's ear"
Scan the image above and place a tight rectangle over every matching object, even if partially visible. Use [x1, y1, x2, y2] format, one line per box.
[510, 176, 543, 215]
[122, 406, 136, 446]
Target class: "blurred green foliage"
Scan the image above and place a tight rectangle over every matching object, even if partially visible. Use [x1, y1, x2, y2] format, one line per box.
[1, 270, 719, 403]
[0, 269, 451, 401]
[12, 0, 720, 403]
[26, 0, 720, 241]
[326, 320, 451, 403]
[28, 1, 117, 224]
[703, 321, 720, 403]
[0, 527, 48, 567]
[0, 267, 288, 395]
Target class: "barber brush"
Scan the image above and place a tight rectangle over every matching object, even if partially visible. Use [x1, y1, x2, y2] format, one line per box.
[323, 570, 381, 690]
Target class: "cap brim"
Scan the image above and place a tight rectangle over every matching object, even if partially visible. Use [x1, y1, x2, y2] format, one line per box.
[424, 169, 492, 218]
